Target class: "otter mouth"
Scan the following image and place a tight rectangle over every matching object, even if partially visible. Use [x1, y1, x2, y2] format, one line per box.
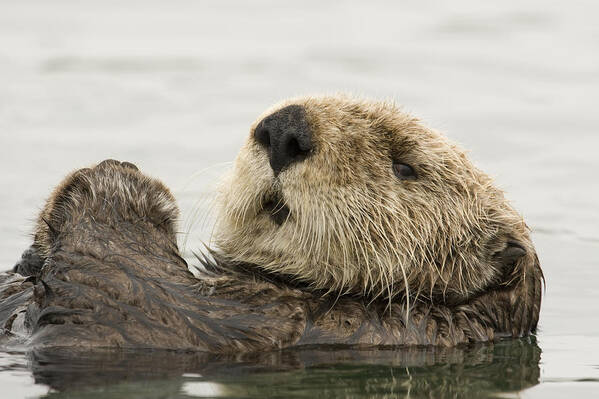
[261, 192, 290, 226]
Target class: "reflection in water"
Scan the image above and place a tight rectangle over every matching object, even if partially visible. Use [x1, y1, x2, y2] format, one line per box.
[13, 338, 540, 398]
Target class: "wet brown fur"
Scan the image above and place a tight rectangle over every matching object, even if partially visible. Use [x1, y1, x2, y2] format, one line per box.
[0, 96, 543, 351]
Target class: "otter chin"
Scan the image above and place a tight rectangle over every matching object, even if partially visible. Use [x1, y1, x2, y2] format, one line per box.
[215, 95, 540, 304]
[0, 95, 543, 351]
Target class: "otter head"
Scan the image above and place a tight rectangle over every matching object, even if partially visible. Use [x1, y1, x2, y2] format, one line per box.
[215, 95, 541, 304]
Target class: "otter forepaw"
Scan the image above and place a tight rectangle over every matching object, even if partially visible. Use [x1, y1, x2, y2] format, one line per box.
[33, 160, 179, 258]
[95, 159, 139, 171]
[13, 246, 45, 277]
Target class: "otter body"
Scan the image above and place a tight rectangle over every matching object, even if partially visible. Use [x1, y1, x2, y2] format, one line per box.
[0, 96, 543, 351]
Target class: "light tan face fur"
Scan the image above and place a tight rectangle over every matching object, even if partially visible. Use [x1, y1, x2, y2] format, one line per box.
[215, 95, 533, 303]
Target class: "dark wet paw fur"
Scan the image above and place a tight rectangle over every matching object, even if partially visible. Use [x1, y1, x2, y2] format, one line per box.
[33, 159, 179, 258]
[13, 246, 45, 277]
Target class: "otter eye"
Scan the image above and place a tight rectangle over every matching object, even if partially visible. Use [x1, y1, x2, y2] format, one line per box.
[393, 162, 417, 180]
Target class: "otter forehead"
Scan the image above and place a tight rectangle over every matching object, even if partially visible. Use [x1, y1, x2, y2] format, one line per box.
[215, 95, 532, 301]
[249, 96, 477, 188]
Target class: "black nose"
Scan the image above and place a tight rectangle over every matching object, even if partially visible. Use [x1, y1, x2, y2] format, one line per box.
[253, 104, 313, 176]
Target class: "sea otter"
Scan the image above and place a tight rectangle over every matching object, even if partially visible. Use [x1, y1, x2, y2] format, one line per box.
[0, 95, 543, 351]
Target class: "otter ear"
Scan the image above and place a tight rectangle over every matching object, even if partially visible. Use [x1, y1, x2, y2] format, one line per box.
[501, 242, 526, 264]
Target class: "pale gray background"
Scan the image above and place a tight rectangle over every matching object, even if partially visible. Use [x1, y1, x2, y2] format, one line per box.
[0, 0, 598, 397]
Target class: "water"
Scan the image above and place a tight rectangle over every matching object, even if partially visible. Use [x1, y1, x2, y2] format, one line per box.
[0, 0, 598, 397]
